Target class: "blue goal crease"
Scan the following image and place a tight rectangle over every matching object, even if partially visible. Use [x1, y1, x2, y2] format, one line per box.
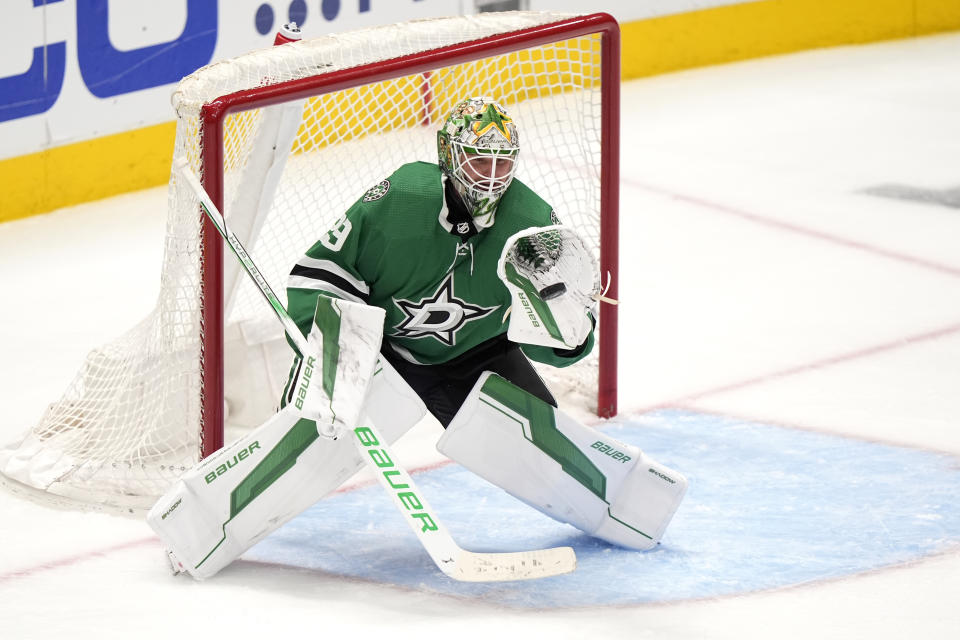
[242, 408, 960, 609]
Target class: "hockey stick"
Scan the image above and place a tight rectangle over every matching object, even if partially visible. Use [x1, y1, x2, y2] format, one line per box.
[174, 158, 576, 582]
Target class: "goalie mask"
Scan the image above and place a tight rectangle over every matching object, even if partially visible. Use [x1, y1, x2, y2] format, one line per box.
[437, 97, 519, 229]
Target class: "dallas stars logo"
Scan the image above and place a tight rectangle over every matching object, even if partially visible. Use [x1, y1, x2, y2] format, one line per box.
[471, 103, 514, 142]
[393, 274, 496, 345]
[362, 179, 390, 202]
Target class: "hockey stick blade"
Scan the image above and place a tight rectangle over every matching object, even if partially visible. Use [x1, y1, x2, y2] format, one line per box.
[175, 156, 577, 582]
[452, 547, 576, 582]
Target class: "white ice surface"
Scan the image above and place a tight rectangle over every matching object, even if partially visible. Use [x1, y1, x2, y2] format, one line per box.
[2, 32, 960, 639]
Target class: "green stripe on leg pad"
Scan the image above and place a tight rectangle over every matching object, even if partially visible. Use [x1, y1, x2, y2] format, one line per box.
[480, 374, 606, 500]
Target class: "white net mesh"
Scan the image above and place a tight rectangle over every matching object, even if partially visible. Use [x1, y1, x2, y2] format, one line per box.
[0, 12, 610, 509]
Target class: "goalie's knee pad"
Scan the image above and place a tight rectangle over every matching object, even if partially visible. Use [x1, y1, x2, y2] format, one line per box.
[436, 372, 687, 550]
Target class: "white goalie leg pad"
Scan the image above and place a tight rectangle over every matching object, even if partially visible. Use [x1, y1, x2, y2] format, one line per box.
[148, 408, 359, 579]
[147, 359, 426, 580]
[147, 299, 427, 579]
[436, 372, 687, 550]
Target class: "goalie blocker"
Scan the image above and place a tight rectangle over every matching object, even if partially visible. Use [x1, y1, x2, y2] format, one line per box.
[438, 372, 687, 549]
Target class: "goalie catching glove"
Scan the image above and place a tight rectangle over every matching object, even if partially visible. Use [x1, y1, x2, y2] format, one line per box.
[498, 225, 600, 350]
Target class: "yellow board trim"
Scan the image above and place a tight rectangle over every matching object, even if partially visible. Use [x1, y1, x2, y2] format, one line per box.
[1, 121, 175, 223]
[621, 0, 960, 79]
[2, 0, 959, 223]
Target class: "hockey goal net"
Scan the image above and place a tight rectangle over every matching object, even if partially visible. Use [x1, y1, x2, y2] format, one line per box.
[0, 11, 620, 510]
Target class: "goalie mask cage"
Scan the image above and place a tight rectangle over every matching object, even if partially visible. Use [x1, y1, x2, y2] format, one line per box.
[0, 11, 620, 510]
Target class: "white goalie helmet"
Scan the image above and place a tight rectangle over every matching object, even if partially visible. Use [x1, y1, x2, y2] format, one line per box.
[437, 97, 520, 228]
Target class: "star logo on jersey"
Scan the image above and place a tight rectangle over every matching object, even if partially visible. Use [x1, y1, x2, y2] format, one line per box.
[392, 274, 496, 345]
[362, 179, 390, 202]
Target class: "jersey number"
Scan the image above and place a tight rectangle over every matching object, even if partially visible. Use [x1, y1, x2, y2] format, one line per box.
[320, 217, 352, 252]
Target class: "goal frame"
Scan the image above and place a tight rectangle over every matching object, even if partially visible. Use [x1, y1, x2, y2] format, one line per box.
[198, 12, 621, 457]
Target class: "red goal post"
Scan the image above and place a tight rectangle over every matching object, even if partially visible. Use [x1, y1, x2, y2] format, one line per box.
[198, 12, 621, 456]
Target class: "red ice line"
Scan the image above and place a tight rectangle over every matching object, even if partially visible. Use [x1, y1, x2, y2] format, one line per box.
[618, 179, 960, 415]
[0, 536, 157, 583]
[629, 321, 960, 415]
[628, 179, 960, 279]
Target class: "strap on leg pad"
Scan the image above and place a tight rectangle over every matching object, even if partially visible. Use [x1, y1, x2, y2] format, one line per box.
[437, 372, 687, 550]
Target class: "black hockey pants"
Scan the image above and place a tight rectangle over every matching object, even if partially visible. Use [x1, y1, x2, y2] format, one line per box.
[380, 333, 556, 428]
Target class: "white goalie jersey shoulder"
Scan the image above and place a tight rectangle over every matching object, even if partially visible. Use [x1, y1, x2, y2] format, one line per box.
[497, 224, 600, 350]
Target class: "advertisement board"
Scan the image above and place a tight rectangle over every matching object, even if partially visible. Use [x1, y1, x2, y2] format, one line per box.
[1, 0, 957, 220]
[0, 0, 753, 161]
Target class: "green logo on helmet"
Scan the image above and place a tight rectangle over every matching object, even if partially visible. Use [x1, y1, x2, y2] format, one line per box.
[470, 103, 515, 142]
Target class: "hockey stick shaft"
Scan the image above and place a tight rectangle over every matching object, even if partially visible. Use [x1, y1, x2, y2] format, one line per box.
[174, 159, 303, 354]
[174, 158, 574, 581]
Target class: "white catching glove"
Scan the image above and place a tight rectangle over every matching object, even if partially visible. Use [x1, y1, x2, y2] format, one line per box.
[497, 225, 601, 350]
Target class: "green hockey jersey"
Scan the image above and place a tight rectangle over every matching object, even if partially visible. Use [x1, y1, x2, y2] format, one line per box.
[286, 161, 594, 368]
